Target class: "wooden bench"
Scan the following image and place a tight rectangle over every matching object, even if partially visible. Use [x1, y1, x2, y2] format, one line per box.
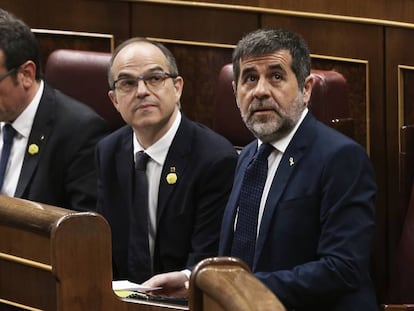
[0, 195, 285, 311]
[0, 195, 185, 311]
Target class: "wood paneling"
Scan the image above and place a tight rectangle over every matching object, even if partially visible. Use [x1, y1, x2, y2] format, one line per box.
[386, 28, 414, 294]
[33, 29, 114, 73]
[130, 3, 258, 43]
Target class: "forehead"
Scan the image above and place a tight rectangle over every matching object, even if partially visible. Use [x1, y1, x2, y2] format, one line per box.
[112, 42, 169, 74]
[239, 49, 293, 74]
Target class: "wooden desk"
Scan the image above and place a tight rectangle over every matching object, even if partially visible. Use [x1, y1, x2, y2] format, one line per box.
[0, 195, 186, 311]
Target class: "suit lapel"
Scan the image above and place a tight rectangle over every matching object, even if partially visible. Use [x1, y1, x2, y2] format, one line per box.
[253, 114, 316, 268]
[116, 128, 134, 210]
[156, 116, 192, 222]
[15, 85, 55, 197]
[220, 142, 257, 255]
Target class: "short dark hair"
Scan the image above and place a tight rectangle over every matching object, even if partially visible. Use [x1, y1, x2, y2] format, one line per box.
[232, 28, 310, 90]
[108, 37, 179, 88]
[0, 9, 42, 80]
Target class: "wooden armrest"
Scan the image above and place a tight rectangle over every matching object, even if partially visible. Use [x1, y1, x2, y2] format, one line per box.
[189, 257, 285, 311]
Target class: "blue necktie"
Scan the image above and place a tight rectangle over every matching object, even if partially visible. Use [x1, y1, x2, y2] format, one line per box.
[0, 124, 16, 192]
[128, 151, 152, 283]
[231, 143, 274, 268]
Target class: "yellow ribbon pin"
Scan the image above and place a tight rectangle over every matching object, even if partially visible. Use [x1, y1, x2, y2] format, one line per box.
[28, 144, 39, 155]
[166, 166, 177, 184]
[289, 157, 294, 166]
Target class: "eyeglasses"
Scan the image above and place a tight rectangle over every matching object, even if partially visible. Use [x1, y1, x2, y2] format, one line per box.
[0, 67, 17, 82]
[113, 71, 177, 93]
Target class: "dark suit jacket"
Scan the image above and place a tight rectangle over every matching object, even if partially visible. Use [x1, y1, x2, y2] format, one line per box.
[96, 115, 238, 283]
[219, 113, 377, 310]
[14, 83, 109, 211]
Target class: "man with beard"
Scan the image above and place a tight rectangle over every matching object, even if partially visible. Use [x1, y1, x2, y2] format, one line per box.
[143, 28, 378, 310]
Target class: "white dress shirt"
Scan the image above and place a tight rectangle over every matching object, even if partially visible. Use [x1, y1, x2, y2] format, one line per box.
[236, 107, 309, 237]
[133, 110, 181, 265]
[0, 81, 44, 196]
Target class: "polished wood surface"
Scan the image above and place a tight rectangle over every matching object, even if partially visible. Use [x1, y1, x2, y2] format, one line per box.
[0, 195, 185, 311]
[0, 196, 287, 311]
[189, 257, 285, 311]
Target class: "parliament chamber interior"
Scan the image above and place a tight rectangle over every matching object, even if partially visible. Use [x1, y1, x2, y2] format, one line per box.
[2, 0, 414, 309]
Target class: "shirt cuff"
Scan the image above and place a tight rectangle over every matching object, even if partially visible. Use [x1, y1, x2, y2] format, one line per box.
[181, 269, 191, 280]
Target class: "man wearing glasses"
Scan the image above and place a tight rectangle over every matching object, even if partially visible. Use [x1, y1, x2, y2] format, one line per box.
[96, 38, 238, 284]
[0, 9, 109, 211]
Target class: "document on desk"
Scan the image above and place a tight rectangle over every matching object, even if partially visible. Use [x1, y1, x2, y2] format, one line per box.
[112, 280, 161, 292]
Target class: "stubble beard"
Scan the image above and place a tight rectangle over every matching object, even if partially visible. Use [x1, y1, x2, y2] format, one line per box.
[242, 94, 305, 143]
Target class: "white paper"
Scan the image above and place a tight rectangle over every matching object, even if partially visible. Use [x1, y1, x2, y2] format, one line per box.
[112, 280, 161, 292]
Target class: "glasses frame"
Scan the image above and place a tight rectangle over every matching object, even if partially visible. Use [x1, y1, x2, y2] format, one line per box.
[0, 67, 18, 82]
[112, 71, 178, 93]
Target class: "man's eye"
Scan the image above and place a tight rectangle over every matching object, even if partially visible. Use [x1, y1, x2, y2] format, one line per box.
[147, 74, 163, 82]
[244, 75, 257, 83]
[272, 73, 282, 81]
[121, 79, 137, 87]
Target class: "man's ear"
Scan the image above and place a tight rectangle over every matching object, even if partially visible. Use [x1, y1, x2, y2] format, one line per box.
[232, 81, 239, 108]
[108, 90, 120, 112]
[303, 74, 314, 106]
[19, 60, 36, 88]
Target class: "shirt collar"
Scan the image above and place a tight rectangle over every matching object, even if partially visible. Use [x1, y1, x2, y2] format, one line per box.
[133, 110, 182, 166]
[259, 107, 308, 154]
[5, 80, 44, 139]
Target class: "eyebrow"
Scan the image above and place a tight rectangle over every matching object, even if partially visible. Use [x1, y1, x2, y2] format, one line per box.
[268, 64, 286, 73]
[116, 66, 167, 79]
[240, 67, 256, 79]
[240, 63, 286, 79]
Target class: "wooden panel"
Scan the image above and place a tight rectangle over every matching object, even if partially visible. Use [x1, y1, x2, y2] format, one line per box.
[125, 0, 414, 24]
[0, 196, 186, 311]
[2, 0, 130, 40]
[164, 44, 233, 127]
[130, 3, 258, 44]
[401, 68, 414, 126]
[0, 259, 56, 310]
[33, 29, 114, 72]
[386, 28, 414, 292]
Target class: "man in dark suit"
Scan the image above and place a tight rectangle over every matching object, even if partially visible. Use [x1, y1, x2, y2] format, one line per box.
[144, 29, 378, 310]
[0, 9, 109, 211]
[96, 37, 238, 284]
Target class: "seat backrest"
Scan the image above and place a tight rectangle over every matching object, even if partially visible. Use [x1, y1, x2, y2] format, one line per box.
[45, 49, 124, 131]
[213, 64, 353, 149]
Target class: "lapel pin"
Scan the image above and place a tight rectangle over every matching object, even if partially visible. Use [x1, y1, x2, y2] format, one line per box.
[166, 166, 177, 185]
[289, 157, 294, 166]
[28, 143, 39, 155]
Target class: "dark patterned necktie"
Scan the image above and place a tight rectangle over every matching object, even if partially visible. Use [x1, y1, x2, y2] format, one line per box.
[128, 151, 152, 283]
[231, 143, 274, 268]
[0, 124, 16, 191]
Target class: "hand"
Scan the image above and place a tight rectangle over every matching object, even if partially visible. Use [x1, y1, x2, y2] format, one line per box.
[142, 271, 189, 298]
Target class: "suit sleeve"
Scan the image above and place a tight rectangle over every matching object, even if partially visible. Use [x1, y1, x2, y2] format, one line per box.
[64, 115, 109, 212]
[186, 151, 238, 267]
